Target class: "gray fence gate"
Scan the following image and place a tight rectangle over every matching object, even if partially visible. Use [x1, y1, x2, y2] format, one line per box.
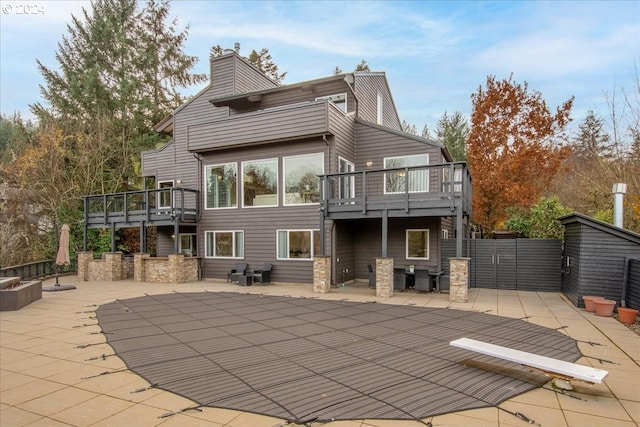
[441, 239, 562, 291]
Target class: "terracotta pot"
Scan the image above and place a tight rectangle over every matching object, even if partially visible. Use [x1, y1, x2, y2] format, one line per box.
[617, 307, 639, 325]
[593, 299, 616, 317]
[583, 296, 605, 312]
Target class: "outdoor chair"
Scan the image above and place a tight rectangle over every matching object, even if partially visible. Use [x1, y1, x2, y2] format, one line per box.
[367, 264, 376, 288]
[228, 262, 247, 283]
[252, 263, 272, 284]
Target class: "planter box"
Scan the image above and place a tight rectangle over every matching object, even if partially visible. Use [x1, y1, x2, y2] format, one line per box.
[0, 277, 42, 311]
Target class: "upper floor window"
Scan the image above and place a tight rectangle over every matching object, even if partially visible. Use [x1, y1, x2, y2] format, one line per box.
[316, 93, 347, 112]
[283, 153, 323, 205]
[384, 154, 429, 194]
[205, 230, 244, 258]
[407, 229, 429, 260]
[377, 92, 383, 124]
[242, 158, 278, 207]
[205, 163, 237, 209]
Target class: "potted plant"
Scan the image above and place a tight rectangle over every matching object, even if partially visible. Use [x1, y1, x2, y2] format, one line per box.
[617, 307, 639, 325]
[593, 299, 616, 317]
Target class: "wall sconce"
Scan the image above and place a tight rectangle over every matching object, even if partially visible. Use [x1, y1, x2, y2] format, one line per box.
[176, 179, 183, 185]
[171, 234, 175, 239]
[366, 161, 373, 167]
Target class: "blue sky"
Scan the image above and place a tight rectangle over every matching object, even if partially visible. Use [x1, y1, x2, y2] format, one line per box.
[1, 0, 638, 135]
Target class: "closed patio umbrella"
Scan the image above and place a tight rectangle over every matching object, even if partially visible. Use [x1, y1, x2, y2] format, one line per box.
[44, 224, 76, 291]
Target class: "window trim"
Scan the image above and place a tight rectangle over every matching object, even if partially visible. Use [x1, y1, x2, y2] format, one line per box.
[276, 229, 320, 261]
[282, 152, 324, 206]
[316, 93, 347, 113]
[406, 229, 430, 260]
[241, 158, 279, 208]
[377, 91, 383, 124]
[204, 230, 244, 259]
[204, 162, 238, 210]
[178, 233, 197, 257]
[338, 156, 355, 200]
[157, 180, 174, 210]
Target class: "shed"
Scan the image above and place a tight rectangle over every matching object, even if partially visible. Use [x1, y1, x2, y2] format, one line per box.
[560, 213, 640, 308]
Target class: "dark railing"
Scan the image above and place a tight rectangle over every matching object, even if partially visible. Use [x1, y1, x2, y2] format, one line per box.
[1, 259, 77, 281]
[319, 162, 471, 216]
[84, 188, 200, 227]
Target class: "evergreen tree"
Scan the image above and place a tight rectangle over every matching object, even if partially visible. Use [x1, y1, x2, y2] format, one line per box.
[31, 0, 204, 193]
[354, 59, 370, 71]
[436, 111, 469, 162]
[572, 110, 615, 160]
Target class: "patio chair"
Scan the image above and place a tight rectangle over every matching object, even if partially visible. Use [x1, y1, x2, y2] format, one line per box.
[227, 262, 247, 283]
[367, 264, 376, 288]
[252, 263, 272, 284]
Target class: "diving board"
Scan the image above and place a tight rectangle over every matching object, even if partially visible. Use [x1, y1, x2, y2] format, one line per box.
[450, 337, 608, 384]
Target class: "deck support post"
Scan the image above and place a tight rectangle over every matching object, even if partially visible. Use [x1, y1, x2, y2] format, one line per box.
[381, 209, 388, 257]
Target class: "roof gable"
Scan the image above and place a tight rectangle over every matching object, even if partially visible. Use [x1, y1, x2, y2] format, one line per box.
[560, 212, 640, 245]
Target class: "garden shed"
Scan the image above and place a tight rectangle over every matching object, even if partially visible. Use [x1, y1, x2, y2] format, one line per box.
[560, 213, 640, 309]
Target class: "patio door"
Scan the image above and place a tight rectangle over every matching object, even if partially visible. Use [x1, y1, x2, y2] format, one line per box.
[158, 180, 174, 212]
[338, 157, 355, 201]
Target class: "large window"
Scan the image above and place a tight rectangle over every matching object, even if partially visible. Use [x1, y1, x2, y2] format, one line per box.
[384, 154, 429, 194]
[205, 163, 237, 209]
[205, 231, 244, 258]
[316, 93, 347, 112]
[406, 229, 429, 260]
[283, 153, 323, 205]
[179, 234, 197, 256]
[277, 230, 320, 260]
[242, 159, 278, 207]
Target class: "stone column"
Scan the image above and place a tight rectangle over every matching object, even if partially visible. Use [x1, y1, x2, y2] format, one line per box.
[103, 252, 123, 281]
[168, 254, 185, 283]
[449, 257, 470, 303]
[77, 251, 93, 281]
[313, 256, 331, 293]
[133, 253, 150, 282]
[375, 257, 394, 298]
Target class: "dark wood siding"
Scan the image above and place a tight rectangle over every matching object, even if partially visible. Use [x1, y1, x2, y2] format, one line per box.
[627, 258, 640, 310]
[354, 73, 401, 131]
[561, 222, 582, 306]
[188, 102, 330, 151]
[197, 138, 329, 283]
[354, 122, 442, 172]
[561, 214, 640, 307]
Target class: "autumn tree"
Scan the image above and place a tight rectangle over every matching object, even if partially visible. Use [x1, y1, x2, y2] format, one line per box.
[436, 111, 468, 162]
[467, 75, 573, 234]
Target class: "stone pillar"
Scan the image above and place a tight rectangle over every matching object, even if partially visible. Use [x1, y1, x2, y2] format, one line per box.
[77, 251, 93, 281]
[103, 252, 123, 281]
[449, 257, 470, 303]
[168, 254, 184, 283]
[375, 257, 394, 297]
[313, 256, 331, 293]
[134, 253, 150, 282]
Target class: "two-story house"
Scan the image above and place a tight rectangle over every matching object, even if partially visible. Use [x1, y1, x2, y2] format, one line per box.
[82, 49, 471, 287]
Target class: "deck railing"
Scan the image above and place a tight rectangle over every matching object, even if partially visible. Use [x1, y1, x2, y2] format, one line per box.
[0, 259, 77, 280]
[319, 162, 471, 216]
[83, 188, 200, 227]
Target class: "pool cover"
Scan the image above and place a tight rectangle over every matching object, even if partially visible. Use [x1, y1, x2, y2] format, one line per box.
[95, 292, 580, 422]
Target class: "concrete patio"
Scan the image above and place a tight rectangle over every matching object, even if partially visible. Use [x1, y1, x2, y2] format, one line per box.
[1, 277, 639, 427]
